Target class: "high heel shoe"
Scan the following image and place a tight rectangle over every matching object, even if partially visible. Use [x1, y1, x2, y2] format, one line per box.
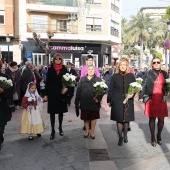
[90, 135, 95, 139]
[157, 134, 162, 145]
[50, 130, 55, 140]
[118, 137, 123, 146]
[59, 128, 64, 136]
[151, 139, 156, 147]
[84, 133, 89, 138]
[123, 134, 128, 143]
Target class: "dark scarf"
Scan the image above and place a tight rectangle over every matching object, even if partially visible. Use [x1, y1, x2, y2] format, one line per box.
[153, 69, 161, 75]
[53, 64, 63, 75]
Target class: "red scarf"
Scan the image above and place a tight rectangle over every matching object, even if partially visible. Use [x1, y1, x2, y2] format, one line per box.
[53, 64, 63, 75]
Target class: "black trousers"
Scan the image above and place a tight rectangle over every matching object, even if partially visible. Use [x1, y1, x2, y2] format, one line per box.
[67, 87, 75, 104]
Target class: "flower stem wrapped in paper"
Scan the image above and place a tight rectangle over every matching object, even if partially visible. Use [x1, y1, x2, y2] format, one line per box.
[0, 77, 13, 90]
[162, 78, 170, 102]
[123, 82, 142, 104]
[27, 97, 36, 114]
[93, 81, 108, 100]
[62, 73, 76, 88]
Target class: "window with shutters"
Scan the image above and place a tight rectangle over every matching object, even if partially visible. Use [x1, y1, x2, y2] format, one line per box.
[86, 17, 102, 32]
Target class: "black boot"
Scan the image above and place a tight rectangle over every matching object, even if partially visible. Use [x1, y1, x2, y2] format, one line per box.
[50, 130, 55, 140]
[118, 137, 123, 146]
[123, 133, 128, 143]
[59, 113, 64, 136]
[0, 126, 4, 150]
[50, 114, 55, 140]
[157, 134, 162, 145]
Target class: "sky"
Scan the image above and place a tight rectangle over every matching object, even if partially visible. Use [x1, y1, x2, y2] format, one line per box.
[122, 0, 170, 20]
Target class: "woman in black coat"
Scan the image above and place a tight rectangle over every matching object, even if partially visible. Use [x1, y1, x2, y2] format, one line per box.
[107, 58, 136, 146]
[5, 61, 21, 109]
[75, 65, 103, 139]
[0, 60, 12, 150]
[44, 53, 68, 139]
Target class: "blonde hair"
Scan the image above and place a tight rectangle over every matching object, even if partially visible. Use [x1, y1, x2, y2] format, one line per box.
[115, 58, 130, 74]
[53, 53, 63, 64]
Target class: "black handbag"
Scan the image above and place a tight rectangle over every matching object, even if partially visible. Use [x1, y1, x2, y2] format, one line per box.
[9, 99, 15, 113]
[75, 105, 79, 117]
[143, 95, 150, 104]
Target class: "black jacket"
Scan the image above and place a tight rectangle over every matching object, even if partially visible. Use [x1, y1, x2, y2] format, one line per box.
[139, 70, 168, 99]
[20, 66, 34, 93]
[45, 65, 68, 114]
[67, 68, 77, 76]
[0, 73, 12, 125]
[107, 73, 136, 122]
[75, 75, 103, 111]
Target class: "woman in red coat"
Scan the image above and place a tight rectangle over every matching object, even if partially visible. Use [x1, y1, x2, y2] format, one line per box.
[139, 57, 168, 147]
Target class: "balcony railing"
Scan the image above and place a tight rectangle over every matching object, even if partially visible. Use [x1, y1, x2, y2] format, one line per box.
[111, 28, 119, 37]
[27, 0, 78, 7]
[27, 23, 78, 34]
[111, 3, 120, 13]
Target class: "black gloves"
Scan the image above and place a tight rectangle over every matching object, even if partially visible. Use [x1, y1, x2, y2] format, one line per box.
[75, 105, 80, 117]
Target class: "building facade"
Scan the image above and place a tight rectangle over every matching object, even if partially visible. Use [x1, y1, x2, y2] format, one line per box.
[2, 0, 122, 66]
[0, 0, 15, 63]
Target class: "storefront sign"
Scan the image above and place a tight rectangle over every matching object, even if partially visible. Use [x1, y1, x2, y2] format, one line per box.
[51, 46, 84, 51]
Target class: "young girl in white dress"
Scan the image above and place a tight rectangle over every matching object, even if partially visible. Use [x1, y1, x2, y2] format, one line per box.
[19, 82, 45, 140]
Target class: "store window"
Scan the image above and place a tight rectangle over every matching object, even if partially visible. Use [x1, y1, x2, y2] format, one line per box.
[0, 11, 5, 24]
[57, 19, 69, 32]
[86, 17, 102, 32]
[32, 16, 47, 30]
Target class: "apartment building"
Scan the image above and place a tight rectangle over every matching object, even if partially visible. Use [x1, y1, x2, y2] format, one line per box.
[0, 0, 16, 63]
[15, 0, 122, 66]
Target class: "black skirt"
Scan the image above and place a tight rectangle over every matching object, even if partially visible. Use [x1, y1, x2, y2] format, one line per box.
[81, 110, 100, 120]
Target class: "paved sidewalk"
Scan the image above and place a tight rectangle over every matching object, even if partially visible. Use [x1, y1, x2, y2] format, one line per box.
[0, 95, 170, 170]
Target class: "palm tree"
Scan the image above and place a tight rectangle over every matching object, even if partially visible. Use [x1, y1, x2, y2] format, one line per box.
[125, 12, 153, 68]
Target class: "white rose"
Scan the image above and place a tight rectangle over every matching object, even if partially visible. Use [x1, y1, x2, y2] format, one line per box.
[165, 79, 170, 83]
[7, 79, 13, 86]
[28, 97, 32, 102]
[136, 78, 143, 82]
[0, 77, 7, 81]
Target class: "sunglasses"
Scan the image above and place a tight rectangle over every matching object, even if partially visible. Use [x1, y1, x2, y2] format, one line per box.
[54, 58, 62, 60]
[152, 61, 160, 64]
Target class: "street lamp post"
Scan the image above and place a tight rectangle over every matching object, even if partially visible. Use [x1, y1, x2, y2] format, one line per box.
[6, 34, 11, 63]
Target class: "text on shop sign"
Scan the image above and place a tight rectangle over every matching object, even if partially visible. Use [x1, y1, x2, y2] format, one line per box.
[51, 46, 85, 51]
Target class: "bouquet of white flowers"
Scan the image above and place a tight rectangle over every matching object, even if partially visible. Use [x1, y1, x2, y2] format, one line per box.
[28, 97, 36, 104]
[0, 76, 13, 90]
[27, 97, 36, 114]
[163, 78, 170, 93]
[136, 78, 143, 85]
[162, 78, 170, 102]
[123, 82, 142, 104]
[93, 81, 108, 100]
[62, 73, 76, 87]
